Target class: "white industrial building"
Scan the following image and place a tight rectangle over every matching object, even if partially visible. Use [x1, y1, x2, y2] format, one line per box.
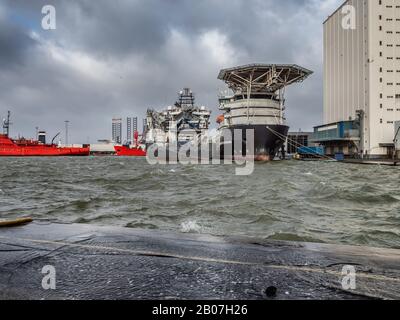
[317, 0, 400, 158]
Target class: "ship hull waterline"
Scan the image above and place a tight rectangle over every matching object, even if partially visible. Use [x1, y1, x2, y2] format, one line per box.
[145, 125, 289, 162]
[114, 145, 147, 157]
[220, 124, 289, 161]
[0, 149, 90, 157]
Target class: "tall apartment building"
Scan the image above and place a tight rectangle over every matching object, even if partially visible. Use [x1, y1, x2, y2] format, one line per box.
[126, 117, 132, 143]
[126, 117, 138, 143]
[320, 0, 400, 157]
[112, 118, 122, 144]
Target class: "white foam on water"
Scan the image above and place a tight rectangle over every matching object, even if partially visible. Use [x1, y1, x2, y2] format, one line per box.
[180, 220, 202, 233]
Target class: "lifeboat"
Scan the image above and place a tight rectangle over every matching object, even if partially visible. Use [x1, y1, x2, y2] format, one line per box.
[216, 115, 225, 124]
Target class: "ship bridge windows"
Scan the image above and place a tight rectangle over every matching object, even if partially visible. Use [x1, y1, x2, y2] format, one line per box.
[235, 94, 278, 101]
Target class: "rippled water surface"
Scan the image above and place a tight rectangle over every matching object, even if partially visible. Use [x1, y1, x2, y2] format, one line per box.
[1, 157, 400, 249]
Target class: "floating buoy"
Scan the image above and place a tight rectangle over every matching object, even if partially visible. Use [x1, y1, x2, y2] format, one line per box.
[0, 217, 33, 228]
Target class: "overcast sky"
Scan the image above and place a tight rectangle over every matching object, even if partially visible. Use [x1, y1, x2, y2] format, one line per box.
[0, 0, 342, 143]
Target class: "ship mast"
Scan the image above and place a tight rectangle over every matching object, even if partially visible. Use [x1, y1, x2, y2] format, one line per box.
[2, 111, 11, 137]
[178, 88, 195, 110]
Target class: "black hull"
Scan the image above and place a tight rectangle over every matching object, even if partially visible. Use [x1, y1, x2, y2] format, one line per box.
[146, 125, 289, 162]
[222, 125, 289, 160]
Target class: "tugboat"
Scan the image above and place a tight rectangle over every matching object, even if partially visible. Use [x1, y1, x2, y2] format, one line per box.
[0, 111, 90, 157]
[216, 64, 313, 161]
[114, 131, 146, 157]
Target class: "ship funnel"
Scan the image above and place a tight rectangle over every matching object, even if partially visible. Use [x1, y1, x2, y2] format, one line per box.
[38, 131, 46, 144]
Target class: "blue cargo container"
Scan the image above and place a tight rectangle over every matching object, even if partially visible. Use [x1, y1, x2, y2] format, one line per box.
[335, 153, 345, 161]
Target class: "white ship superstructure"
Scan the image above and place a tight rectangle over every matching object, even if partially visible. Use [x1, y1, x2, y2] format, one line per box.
[145, 88, 211, 147]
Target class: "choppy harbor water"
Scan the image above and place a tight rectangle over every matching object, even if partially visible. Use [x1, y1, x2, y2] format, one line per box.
[1, 157, 400, 249]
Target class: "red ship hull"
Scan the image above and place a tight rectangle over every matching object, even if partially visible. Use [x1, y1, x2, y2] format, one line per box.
[114, 145, 146, 157]
[0, 134, 90, 157]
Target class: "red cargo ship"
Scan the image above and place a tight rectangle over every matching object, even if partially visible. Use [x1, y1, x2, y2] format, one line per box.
[0, 112, 90, 157]
[114, 131, 146, 157]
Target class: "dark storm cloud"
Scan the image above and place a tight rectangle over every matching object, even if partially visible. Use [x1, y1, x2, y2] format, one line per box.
[0, 11, 36, 69]
[0, 0, 342, 143]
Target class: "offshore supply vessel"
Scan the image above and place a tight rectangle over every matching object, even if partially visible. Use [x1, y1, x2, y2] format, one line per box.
[216, 64, 313, 161]
[0, 111, 90, 157]
[145, 88, 211, 149]
[114, 130, 146, 156]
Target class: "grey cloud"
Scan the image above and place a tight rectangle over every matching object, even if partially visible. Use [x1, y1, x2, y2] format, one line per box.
[0, 13, 36, 69]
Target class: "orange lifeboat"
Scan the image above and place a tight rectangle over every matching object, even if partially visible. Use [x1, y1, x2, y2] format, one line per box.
[216, 115, 225, 124]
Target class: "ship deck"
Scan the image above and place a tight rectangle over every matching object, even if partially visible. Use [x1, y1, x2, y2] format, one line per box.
[0, 222, 399, 300]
